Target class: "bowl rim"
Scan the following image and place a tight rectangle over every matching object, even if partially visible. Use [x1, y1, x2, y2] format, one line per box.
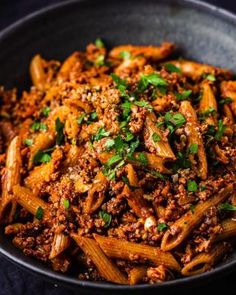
[0, 0, 236, 290]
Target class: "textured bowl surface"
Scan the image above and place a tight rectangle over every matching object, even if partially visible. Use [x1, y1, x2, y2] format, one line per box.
[0, 0, 236, 293]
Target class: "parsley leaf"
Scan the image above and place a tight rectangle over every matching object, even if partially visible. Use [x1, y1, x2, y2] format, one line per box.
[190, 204, 196, 214]
[35, 207, 44, 220]
[119, 51, 131, 60]
[215, 119, 225, 141]
[111, 73, 128, 98]
[157, 223, 168, 231]
[31, 121, 47, 132]
[41, 107, 51, 117]
[165, 63, 181, 73]
[33, 150, 52, 165]
[165, 112, 186, 131]
[95, 38, 104, 48]
[95, 54, 105, 66]
[99, 210, 112, 227]
[55, 117, 64, 146]
[149, 170, 166, 180]
[104, 138, 115, 150]
[187, 180, 198, 192]
[136, 152, 148, 166]
[93, 128, 110, 141]
[134, 100, 153, 111]
[24, 139, 33, 146]
[219, 203, 236, 211]
[205, 74, 216, 81]
[77, 113, 86, 125]
[138, 73, 167, 92]
[175, 90, 192, 101]
[105, 155, 123, 167]
[219, 97, 233, 105]
[189, 143, 198, 154]
[63, 199, 70, 209]
[199, 107, 216, 121]
[152, 132, 161, 143]
[121, 176, 139, 190]
[173, 152, 191, 171]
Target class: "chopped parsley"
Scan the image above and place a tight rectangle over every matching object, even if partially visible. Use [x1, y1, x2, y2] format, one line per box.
[121, 176, 138, 190]
[136, 152, 148, 166]
[90, 111, 98, 120]
[35, 206, 44, 220]
[157, 223, 168, 231]
[219, 97, 233, 105]
[99, 210, 112, 227]
[95, 54, 105, 66]
[55, 118, 64, 146]
[152, 132, 161, 143]
[189, 143, 198, 154]
[24, 139, 33, 146]
[31, 121, 47, 132]
[119, 51, 131, 60]
[219, 203, 236, 211]
[93, 127, 110, 141]
[165, 63, 181, 73]
[111, 73, 128, 98]
[173, 152, 191, 171]
[215, 119, 225, 141]
[40, 107, 51, 117]
[199, 185, 206, 191]
[199, 107, 216, 121]
[138, 73, 167, 92]
[95, 38, 104, 48]
[149, 170, 166, 180]
[134, 100, 153, 111]
[105, 155, 123, 167]
[33, 147, 53, 165]
[104, 138, 115, 150]
[190, 204, 196, 214]
[187, 180, 198, 192]
[175, 90, 192, 101]
[63, 199, 70, 209]
[77, 113, 86, 125]
[204, 74, 216, 82]
[164, 112, 186, 132]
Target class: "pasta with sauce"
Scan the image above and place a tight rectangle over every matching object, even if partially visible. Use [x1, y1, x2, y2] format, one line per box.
[0, 39, 235, 284]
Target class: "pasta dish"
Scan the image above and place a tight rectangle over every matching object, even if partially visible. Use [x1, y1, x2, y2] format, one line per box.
[0, 40, 235, 284]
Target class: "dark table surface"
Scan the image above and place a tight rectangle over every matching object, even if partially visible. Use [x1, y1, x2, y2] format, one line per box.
[0, 0, 236, 294]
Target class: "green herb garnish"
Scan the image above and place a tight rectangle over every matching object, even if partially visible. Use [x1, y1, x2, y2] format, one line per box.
[219, 203, 236, 211]
[157, 223, 168, 231]
[215, 119, 225, 141]
[187, 180, 198, 192]
[24, 139, 33, 146]
[189, 143, 198, 154]
[165, 63, 181, 73]
[99, 210, 112, 227]
[219, 97, 233, 105]
[119, 51, 131, 60]
[31, 121, 47, 132]
[63, 199, 70, 209]
[95, 38, 104, 48]
[138, 73, 167, 92]
[176, 90, 192, 101]
[41, 107, 51, 117]
[55, 117, 64, 146]
[35, 207, 44, 220]
[93, 127, 110, 141]
[152, 132, 161, 143]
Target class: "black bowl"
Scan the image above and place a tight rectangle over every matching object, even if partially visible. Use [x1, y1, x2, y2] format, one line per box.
[0, 0, 236, 293]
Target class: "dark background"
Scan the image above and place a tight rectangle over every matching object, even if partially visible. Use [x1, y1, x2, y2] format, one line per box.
[0, 0, 235, 294]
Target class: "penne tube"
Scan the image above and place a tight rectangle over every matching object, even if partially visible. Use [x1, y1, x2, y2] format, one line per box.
[161, 184, 233, 251]
[30, 54, 46, 90]
[164, 60, 232, 80]
[0, 136, 21, 223]
[13, 185, 49, 218]
[221, 81, 236, 116]
[109, 42, 175, 61]
[49, 233, 70, 259]
[84, 171, 108, 214]
[129, 265, 148, 285]
[71, 234, 128, 285]
[58, 52, 82, 79]
[223, 104, 235, 125]
[94, 234, 181, 271]
[29, 131, 55, 169]
[199, 81, 217, 125]
[215, 219, 236, 242]
[181, 243, 230, 276]
[179, 101, 208, 180]
[25, 148, 63, 191]
[144, 113, 175, 159]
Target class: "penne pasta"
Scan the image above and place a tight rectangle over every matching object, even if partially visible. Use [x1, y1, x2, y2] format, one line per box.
[13, 185, 49, 218]
[71, 234, 128, 284]
[181, 243, 230, 276]
[49, 233, 70, 260]
[215, 219, 236, 242]
[94, 234, 181, 271]
[199, 81, 217, 125]
[221, 80, 236, 116]
[179, 101, 208, 180]
[0, 136, 21, 223]
[161, 184, 234, 251]
[129, 266, 148, 285]
[30, 54, 46, 90]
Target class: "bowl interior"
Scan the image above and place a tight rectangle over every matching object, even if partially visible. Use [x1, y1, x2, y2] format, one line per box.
[0, 0, 236, 292]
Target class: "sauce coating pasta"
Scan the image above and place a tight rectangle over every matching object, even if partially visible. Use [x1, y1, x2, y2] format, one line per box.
[0, 40, 235, 284]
